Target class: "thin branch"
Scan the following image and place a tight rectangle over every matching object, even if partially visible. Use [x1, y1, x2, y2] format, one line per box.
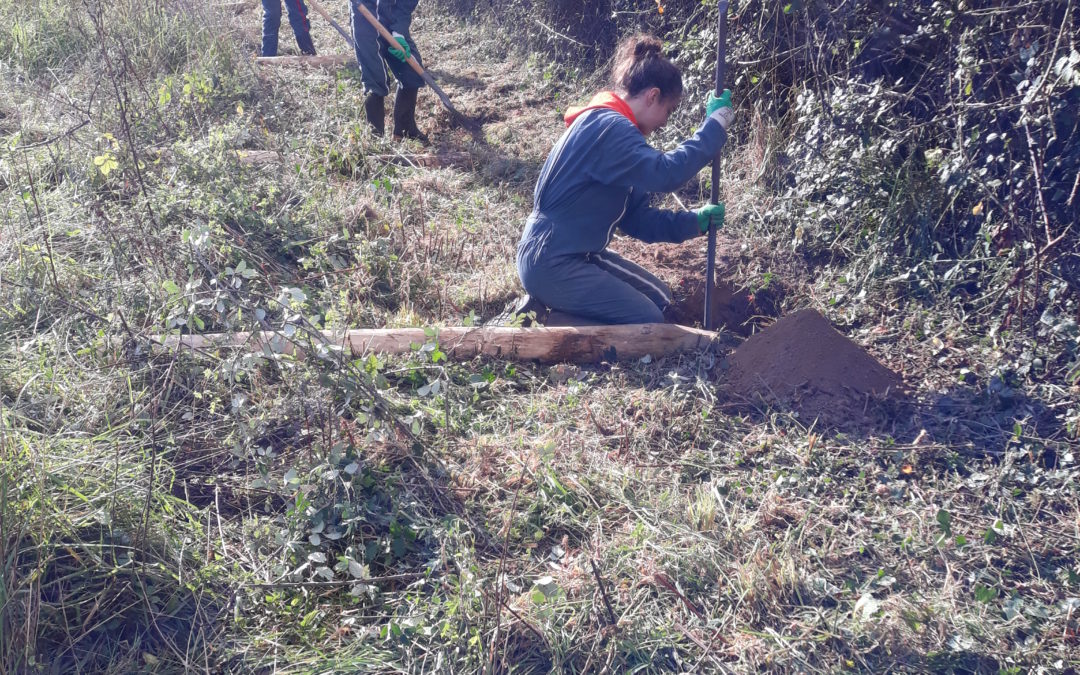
[590, 558, 618, 627]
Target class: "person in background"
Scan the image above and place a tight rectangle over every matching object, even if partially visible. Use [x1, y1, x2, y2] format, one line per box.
[261, 0, 317, 57]
[515, 34, 734, 325]
[350, 0, 428, 141]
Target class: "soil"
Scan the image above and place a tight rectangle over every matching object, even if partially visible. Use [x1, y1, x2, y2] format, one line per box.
[722, 309, 904, 426]
[610, 237, 780, 335]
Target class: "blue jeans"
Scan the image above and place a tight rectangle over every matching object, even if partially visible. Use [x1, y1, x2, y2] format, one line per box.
[261, 0, 316, 56]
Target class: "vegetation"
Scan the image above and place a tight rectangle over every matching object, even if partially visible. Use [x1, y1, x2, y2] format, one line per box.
[1, 0, 1076, 672]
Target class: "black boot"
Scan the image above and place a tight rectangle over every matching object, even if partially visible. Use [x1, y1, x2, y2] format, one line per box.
[392, 87, 428, 143]
[364, 93, 385, 137]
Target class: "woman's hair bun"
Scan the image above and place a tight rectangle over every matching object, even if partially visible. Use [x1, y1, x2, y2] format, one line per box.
[632, 36, 664, 59]
[611, 34, 683, 100]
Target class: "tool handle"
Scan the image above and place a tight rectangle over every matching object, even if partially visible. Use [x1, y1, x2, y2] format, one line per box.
[306, 0, 356, 48]
[715, 0, 729, 95]
[705, 0, 730, 331]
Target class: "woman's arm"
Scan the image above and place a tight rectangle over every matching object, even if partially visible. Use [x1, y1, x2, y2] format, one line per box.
[587, 110, 729, 193]
[617, 190, 700, 244]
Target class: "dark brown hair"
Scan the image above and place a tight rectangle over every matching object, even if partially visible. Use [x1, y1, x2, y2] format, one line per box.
[611, 34, 683, 100]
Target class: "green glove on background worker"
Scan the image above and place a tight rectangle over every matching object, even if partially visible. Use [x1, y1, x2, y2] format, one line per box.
[388, 31, 410, 61]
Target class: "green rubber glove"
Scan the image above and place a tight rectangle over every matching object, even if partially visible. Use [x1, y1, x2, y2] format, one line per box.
[695, 203, 726, 233]
[388, 32, 410, 62]
[706, 89, 732, 116]
[706, 89, 734, 129]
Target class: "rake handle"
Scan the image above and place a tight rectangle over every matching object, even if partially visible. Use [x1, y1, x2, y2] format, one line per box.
[306, 0, 355, 48]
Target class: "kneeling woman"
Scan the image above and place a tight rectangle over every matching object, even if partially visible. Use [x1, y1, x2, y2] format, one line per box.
[516, 34, 733, 325]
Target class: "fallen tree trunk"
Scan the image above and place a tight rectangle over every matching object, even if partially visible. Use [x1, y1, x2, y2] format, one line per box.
[159, 324, 718, 363]
[254, 55, 353, 67]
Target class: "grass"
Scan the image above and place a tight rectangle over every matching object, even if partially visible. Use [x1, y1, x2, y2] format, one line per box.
[1, 0, 1078, 673]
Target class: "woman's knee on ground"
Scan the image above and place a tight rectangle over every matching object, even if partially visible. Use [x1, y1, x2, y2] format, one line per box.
[621, 299, 665, 324]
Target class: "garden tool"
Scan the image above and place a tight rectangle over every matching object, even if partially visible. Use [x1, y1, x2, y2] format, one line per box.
[705, 0, 730, 330]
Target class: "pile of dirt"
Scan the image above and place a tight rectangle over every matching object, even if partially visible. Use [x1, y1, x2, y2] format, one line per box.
[724, 309, 903, 425]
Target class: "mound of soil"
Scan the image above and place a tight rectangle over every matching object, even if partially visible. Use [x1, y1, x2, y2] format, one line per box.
[724, 309, 903, 424]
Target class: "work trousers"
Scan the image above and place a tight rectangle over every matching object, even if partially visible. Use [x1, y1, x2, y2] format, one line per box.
[519, 249, 672, 325]
[348, 0, 425, 96]
[261, 0, 316, 56]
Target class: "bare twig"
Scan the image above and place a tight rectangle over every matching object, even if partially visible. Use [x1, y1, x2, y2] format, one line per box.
[590, 558, 618, 626]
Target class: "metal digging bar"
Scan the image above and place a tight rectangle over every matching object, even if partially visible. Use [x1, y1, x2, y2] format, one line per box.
[705, 0, 730, 330]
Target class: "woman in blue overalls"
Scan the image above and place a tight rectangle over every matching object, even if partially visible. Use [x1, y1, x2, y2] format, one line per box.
[517, 34, 734, 324]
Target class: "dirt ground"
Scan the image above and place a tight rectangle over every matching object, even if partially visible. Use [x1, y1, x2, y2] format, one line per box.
[611, 236, 779, 335]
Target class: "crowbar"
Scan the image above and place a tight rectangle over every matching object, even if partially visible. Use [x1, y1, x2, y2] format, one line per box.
[704, 0, 731, 330]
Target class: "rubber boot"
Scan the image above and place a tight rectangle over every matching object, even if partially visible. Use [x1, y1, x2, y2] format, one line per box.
[392, 87, 428, 143]
[364, 93, 385, 137]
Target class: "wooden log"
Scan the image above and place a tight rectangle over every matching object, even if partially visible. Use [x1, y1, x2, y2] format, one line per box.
[254, 54, 353, 67]
[233, 151, 471, 168]
[214, 1, 248, 14]
[235, 150, 281, 165]
[159, 324, 718, 364]
[368, 152, 473, 168]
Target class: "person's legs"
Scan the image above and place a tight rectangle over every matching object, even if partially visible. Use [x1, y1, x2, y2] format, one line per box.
[521, 254, 666, 325]
[282, 0, 316, 55]
[382, 34, 427, 141]
[588, 250, 672, 310]
[349, 0, 390, 133]
[260, 0, 282, 57]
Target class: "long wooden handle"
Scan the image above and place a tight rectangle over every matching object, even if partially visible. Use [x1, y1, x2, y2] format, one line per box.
[305, 0, 356, 48]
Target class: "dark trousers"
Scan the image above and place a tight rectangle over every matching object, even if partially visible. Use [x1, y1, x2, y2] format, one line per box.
[261, 0, 316, 56]
[348, 0, 425, 96]
[519, 250, 672, 325]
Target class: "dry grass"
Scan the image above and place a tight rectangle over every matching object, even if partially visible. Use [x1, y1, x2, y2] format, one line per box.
[1, 1, 1077, 673]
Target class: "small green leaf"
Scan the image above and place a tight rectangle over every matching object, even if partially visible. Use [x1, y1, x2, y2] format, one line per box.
[936, 509, 952, 537]
[974, 583, 997, 603]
